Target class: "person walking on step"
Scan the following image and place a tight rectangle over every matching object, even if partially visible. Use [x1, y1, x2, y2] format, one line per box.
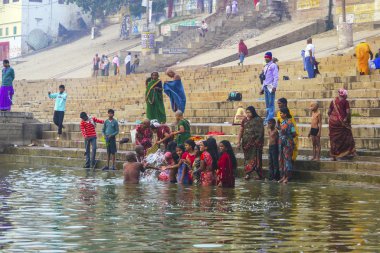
[0, 59, 15, 111]
[354, 41, 373, 75]
[102, 109, 119, 170]
[80, 112, 105, 169]
[125, 52, 132, 75]
[238, 39, 248, 66]
[48, 85, 67, 140]
[232, 0, 238, 16]
[260, 52, 279, 125]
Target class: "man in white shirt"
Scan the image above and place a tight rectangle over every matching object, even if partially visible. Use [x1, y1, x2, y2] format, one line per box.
[304, 38, 315, 78]
[125, 52, 132, 75]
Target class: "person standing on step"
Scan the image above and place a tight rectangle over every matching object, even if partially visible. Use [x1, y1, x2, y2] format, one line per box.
[102, 109, 119, 170]
[131, 55, 140, 73]
[309, 102, 322, 161]
[304, 38, 316, 79]
[145, 71, 166, 123]
[237, 106, 264, 180]
[238, 39, 248, 66]
[164, 69, 186, 113]
[80, 112, 105, 169]
[93, 53, 100, 77]
[232, 0, 238, 16]
[112, 55, 120, 76]
[276, 97, 299, 162]
[0, 59, 15, 111]
[226, 2, 232, 19]
[328, 88, 356, 161]
[260, 52, 279, 125]
[48, 85, 67, 140]
[199, 20, 208, 38]
[354, 41, 373, 75]
[125, 52, 132, 75]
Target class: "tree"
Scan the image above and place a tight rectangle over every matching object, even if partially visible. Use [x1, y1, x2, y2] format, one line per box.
[66, 0, 129, 25]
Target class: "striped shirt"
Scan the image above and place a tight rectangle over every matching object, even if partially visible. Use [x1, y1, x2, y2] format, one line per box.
[80, 117, 104, 138]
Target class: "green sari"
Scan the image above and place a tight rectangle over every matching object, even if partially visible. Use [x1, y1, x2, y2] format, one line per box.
[146, 79, 166, 123]
[176, 119, 191, 145]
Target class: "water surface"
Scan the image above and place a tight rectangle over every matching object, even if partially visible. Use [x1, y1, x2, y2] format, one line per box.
[0, 165, 379, 252]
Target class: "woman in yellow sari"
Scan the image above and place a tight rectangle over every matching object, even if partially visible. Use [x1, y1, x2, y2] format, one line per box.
[354, 42, 373, 75]
[277, 98, 298, 161]
[145, 72, 166, 123]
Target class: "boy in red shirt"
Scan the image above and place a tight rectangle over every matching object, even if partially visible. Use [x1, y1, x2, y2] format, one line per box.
[80, 112, 104, 169]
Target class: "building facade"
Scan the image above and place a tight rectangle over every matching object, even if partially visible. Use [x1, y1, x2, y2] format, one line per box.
[0, 0, 90, 60]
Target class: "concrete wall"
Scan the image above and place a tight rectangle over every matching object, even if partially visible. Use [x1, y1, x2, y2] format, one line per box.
[0, 112, 46, 152]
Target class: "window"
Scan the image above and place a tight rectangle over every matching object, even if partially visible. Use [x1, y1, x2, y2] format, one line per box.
[58, 0, 65, 4]
[13, 26, 17, 35]
[0, 29, 2, 37]
[29, 0, 42, 2]
[5, 28, 9, 36]
[3, 0, 10, 4]
[13, 0, 20, 2]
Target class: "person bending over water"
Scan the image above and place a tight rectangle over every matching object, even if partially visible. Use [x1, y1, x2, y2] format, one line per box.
[124, 152, 145, 184]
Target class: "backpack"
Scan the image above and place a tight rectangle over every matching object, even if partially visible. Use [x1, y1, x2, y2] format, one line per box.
[227, 91, 242, 101]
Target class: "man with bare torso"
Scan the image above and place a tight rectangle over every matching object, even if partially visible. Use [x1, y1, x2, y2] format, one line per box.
[123, 152, 145, 184]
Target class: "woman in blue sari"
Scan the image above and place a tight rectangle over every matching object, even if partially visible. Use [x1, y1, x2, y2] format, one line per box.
[164, 69, 186, 113]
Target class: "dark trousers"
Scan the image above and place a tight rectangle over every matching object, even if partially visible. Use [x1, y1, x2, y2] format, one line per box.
[53, 111, 65, 135]
[268, 144, 280, 180]
[126, 62, 131, 75]
[113, 63, 118, 75]
[85, 137, 97, 167]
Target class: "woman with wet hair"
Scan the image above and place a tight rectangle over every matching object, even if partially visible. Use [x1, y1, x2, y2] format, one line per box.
[217, 140, 237, 187]
[145, 71, 166, 123]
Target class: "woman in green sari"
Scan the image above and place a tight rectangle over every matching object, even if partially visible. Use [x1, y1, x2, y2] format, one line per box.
[145, 72, 166, 123]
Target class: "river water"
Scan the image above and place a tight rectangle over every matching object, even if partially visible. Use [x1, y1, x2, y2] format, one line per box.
[0, 165, 379, 252]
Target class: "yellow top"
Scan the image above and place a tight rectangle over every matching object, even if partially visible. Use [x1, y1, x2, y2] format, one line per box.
[234, 107, 246, 125]
[355, 42, 371, 75]
[277, 109, 299, 161]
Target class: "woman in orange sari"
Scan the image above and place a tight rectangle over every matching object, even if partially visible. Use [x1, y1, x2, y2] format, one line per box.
[328, 88, 356, 160]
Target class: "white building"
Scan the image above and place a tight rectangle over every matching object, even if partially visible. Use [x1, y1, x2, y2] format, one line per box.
[0, 0, 90, 59]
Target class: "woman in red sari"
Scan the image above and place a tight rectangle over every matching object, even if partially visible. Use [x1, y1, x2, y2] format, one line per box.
[199, 139, 218, 186]
[217, 140, 237, 188]
[135, 119, 153, 154]
[328, 88, 356, 160]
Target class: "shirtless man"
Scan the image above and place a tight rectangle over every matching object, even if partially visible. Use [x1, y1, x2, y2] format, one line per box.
[123, 152, 145, 184]
[308, 102, 322, 160]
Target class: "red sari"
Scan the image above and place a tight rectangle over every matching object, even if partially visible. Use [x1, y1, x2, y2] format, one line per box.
[200, 151, 216, 186]
[217, 152, 235, 188]
[328, 97, 356, 158]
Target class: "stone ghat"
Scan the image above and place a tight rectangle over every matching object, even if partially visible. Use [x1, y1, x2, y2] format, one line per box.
[3, 46, 380, 185]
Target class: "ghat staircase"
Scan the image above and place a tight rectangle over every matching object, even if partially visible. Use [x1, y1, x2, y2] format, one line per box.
[3, 37, 380, 184]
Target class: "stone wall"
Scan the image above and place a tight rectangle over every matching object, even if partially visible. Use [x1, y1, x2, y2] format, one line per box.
[0, 112, 46, 152]
[210, 19, 327, 67]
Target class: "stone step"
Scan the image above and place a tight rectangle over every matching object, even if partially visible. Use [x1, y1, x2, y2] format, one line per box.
[44, 123, 380, 138]
[2, 152, 380, 185]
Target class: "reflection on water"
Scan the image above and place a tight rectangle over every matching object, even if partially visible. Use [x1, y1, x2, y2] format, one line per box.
[0, 165, 379, 252]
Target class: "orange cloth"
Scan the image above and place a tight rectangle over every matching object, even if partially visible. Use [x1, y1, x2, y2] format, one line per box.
[355, 42, 371, 75]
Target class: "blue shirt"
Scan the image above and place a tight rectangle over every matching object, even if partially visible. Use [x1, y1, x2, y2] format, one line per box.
[48, 92, 67, 111]
[102, 119, 119, 137]
[263, 61, 279, 89]
[1, 67, 15, 87]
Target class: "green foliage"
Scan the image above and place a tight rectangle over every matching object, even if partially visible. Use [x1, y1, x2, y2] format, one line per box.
[66, 0, 129, 21]
[130, 0, 143, 17]
[152, 0, 166, 13]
